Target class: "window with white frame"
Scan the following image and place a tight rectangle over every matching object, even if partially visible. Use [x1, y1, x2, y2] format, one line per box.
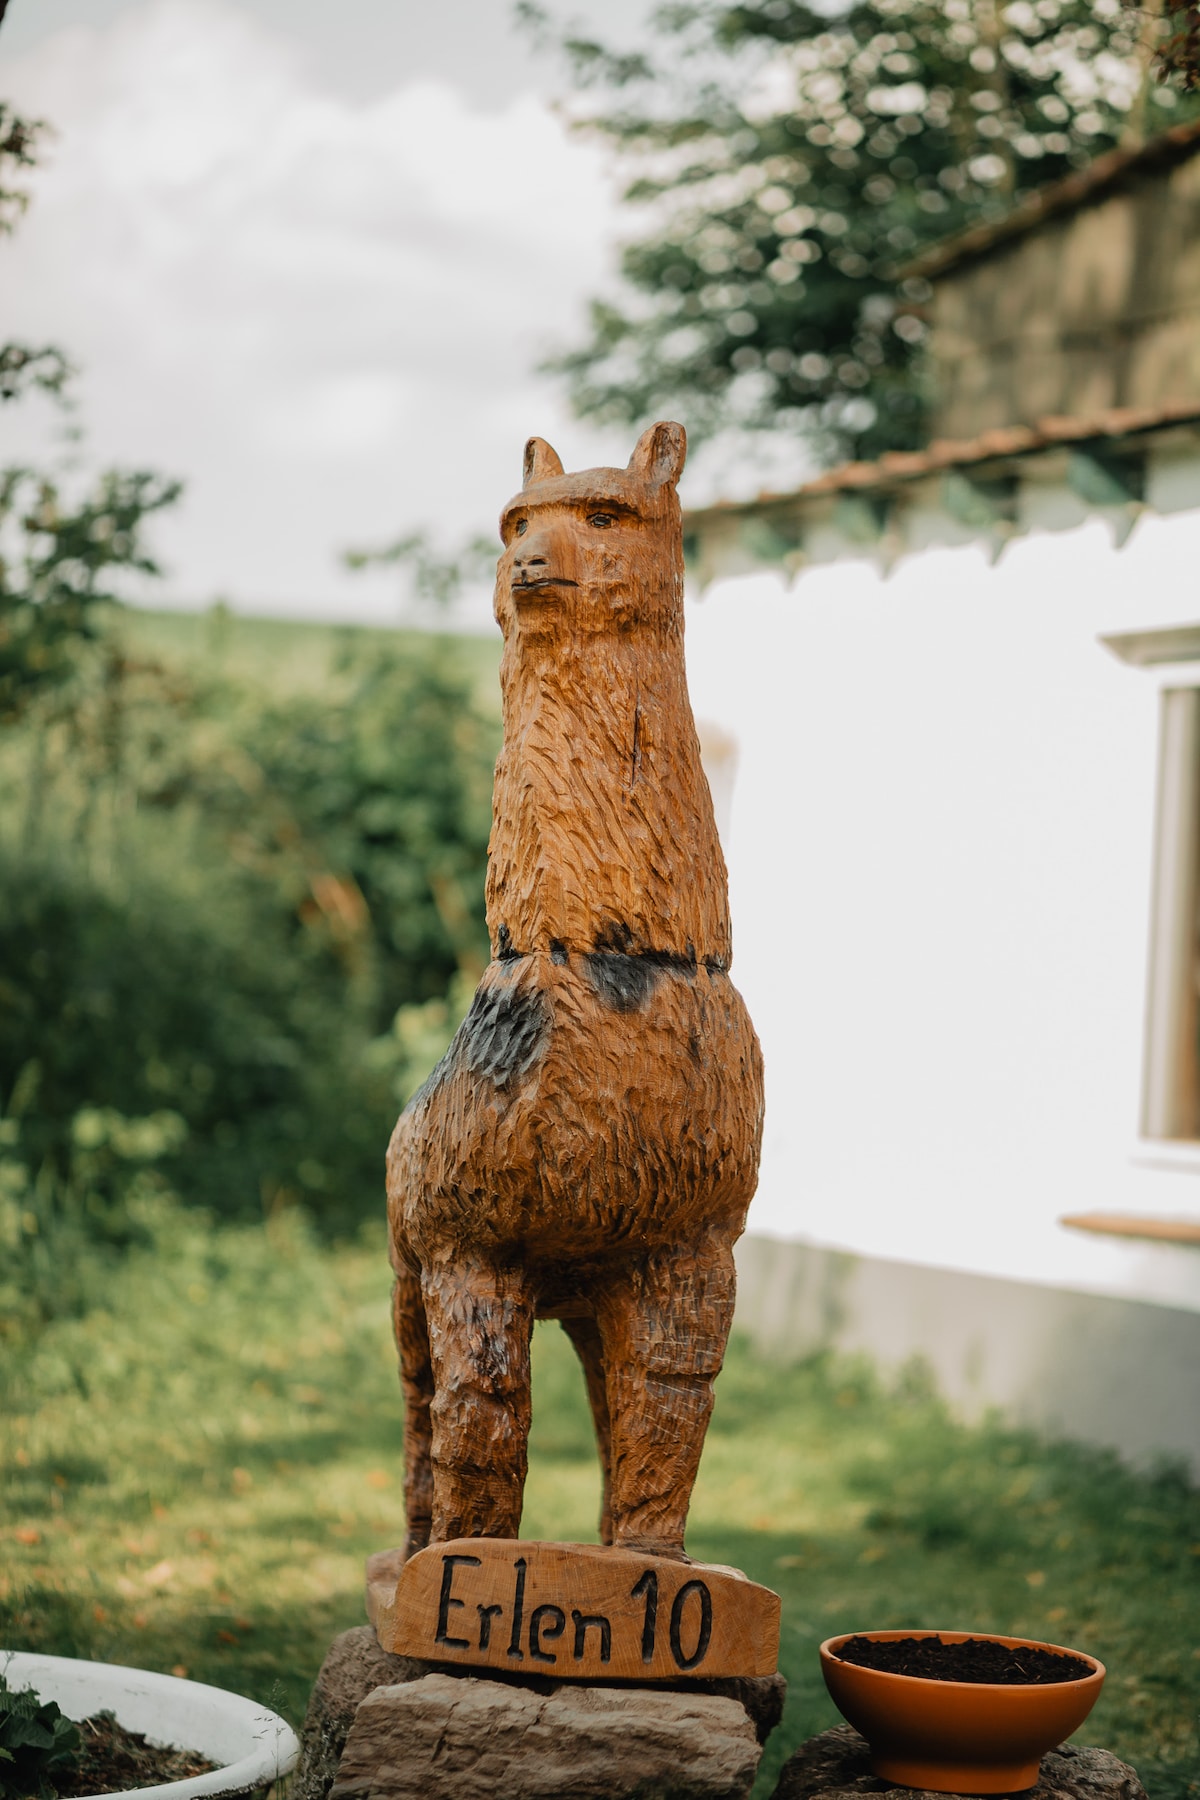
[1104, 625, 1200, 1141]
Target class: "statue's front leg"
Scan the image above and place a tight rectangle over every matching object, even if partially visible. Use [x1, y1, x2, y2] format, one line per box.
[597, 1238, 736, 1559]
[422, 1258, 534, 1542]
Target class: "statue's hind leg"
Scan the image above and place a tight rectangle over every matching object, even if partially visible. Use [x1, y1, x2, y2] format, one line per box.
[597, 1237, 736, 1559]
[423, 1260, 533, 1541]
[561, 1313, 613, 1545]
[392, 1266, 434, 1561]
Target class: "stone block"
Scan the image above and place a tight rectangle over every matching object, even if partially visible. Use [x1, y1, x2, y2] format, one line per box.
[295, 1625, 783, 1800]
[330, 1670, 761, 1800]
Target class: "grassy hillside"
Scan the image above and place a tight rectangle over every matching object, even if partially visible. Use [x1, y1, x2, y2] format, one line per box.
[115, 605, 502, 711]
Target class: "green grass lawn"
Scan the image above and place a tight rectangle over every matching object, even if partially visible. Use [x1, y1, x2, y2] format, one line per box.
[2, 1209, 1197, 1799]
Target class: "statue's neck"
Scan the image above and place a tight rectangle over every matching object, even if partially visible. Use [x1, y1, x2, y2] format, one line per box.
[485, 628, 731, 963]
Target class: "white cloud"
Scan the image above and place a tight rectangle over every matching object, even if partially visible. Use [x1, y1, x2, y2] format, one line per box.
[0, 0, 629, 621]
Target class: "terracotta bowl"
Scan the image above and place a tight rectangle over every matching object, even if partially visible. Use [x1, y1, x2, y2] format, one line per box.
[819, 1629, 1106, 1794]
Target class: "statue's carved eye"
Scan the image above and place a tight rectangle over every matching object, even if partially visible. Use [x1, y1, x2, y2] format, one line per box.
[514, 519, 528, 535]
[588, 513, 615, 528]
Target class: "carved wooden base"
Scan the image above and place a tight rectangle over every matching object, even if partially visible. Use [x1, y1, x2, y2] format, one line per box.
[367, 1541, 781, 1683]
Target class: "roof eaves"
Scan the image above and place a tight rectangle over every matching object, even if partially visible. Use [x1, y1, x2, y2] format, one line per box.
[684, 399, 1200, 526]
[900, 116, 1200, 284]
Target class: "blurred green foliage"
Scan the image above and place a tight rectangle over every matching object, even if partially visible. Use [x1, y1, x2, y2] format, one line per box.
[0, 470, 179, 723]
[0, 613, 498, 1328]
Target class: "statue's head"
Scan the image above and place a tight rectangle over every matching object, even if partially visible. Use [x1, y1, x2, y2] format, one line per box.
[495, 421, 687, 646]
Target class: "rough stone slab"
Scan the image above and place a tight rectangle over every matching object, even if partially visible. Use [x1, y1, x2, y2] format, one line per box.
[293, 1628, 430, 1800]
[769, 1724, 1147, 1800]
[296, 1622, 784, 1800]
[331, 1670, 762, 1800]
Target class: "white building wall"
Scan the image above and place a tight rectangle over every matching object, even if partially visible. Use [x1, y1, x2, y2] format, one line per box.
[684, 500, 1200, 1314]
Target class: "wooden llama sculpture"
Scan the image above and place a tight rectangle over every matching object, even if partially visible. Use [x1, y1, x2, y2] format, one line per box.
[386, 421, 764, 1572]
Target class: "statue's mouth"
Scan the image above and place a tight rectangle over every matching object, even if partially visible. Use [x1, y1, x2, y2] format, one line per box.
[513, 577, 578, 594]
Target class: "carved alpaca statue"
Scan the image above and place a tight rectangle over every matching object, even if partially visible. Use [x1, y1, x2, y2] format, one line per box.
[386, 422, 763, 1563]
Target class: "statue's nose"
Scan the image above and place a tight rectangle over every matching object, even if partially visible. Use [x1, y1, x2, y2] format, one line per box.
[513, 528, 552, 570]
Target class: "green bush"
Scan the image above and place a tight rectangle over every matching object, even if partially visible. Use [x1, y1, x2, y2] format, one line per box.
[0, 621, 497, 1319]
[0, 848, 394, 1240]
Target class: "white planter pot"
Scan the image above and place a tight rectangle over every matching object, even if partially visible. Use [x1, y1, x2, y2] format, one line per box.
[0, 1651, 300, 1800]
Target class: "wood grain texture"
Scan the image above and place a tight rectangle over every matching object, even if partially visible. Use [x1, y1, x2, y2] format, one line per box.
[386, 423, 765, 1564]
[370, 1540, 781, 1683]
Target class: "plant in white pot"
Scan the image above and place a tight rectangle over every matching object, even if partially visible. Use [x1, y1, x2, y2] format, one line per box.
[0, 1653, 298, 1800]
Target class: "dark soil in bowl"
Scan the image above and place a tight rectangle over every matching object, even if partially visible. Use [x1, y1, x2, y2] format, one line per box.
[835, 1635, 1094, 1685]
[50, 1710, 217, 1795]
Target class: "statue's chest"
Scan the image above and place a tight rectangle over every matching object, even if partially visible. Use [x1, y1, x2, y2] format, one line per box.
[436, 954, 740, 1104]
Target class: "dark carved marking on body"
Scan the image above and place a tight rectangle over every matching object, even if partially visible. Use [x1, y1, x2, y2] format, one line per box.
[368, 1539, 781, 1684]
[584, 935, 700, 1014]
[459, 980, 550, 1086]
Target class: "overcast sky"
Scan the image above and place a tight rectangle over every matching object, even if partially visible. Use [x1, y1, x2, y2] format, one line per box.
[0, 0, 664, 624]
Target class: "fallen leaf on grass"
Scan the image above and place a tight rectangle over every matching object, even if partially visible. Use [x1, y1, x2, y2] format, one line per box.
[365, 1470, 392, 1490]
[144, 1560, 175, 1588]
[14, 1527, 40, 1546]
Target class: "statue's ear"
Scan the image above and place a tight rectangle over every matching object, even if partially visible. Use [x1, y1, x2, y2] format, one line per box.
[523, 436, 564, 487]
[627, 420, 687, 488]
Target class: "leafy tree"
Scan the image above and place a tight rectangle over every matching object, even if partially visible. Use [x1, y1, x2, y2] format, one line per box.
[0, 468, 181, 723]
[1155, 1, 1200, 87]
[0, 101, 41, 233]
[0, 101, 172, 719]
[121, 632, 498, 1029]
[230, 639, 497, 1022]
[532, 0, 1200, 462]
[345, 527, 497, 617]
[0, 104, 71, 406]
